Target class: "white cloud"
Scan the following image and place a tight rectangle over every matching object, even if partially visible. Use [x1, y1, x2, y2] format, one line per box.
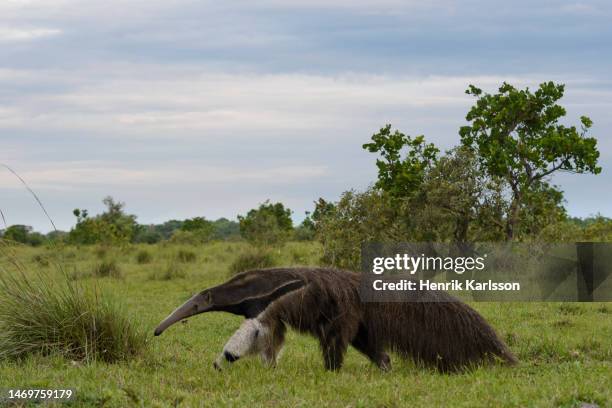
[0, 64, 550, 139]
[0, 161, 328, 190]
[0, 27, 61, 42]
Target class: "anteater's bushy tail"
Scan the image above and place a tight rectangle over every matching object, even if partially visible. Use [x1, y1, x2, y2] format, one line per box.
[365, 298, 517, 372]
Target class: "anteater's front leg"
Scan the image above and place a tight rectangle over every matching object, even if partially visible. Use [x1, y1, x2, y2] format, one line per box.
[318, 323, 349, 371]
[351, 324, 391, 372]
[213, 319, 262, 370]
[213, 319, 285, 370]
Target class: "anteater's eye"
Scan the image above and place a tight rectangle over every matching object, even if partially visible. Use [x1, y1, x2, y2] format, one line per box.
[254, 329, 260, 338]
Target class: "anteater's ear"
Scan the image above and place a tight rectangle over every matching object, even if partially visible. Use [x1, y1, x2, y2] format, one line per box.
[251, 279, 306, 304]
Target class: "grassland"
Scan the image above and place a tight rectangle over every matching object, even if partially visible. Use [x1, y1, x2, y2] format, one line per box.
[0, 242, 610, 407]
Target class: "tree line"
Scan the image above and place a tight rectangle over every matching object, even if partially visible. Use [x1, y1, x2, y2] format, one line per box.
[1, 81, 610, 269]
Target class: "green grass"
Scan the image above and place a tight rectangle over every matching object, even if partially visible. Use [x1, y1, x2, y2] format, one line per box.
[0, 241, 610, 407]
[228, 246, 277, 276]
[0, 250, 146, 364]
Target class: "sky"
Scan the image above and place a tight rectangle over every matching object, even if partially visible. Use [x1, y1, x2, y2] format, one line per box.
[1, 0, 611, 232]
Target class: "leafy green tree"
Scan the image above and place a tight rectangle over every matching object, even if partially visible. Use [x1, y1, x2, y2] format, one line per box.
[459, 81, 601, 240]
[133, 225, 163, 244]
[211, 218, 241, 240]
[294, 213, 316, 241]
[69, 197, 138, 245]
[177, 216, 214, 243]
[46, 230, 68, 243]
[315, 189, 404, 269]
[363, 124, 439, 198]
[238, 201, 293, 247]
[420, 147, 507, 243]
[518, 180, 566, 237]
[3, 225, 33, 245]
[153, 220, 184, 240]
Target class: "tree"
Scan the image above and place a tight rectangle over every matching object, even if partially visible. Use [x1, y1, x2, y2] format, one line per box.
[69, 197, 138, 245]
[211, 218, 240, 240]
[363, 124, 439, 198]
[420, 147, 507, 243]
[459, 81, 601, 240]
[238, 201, 293, 247]
[315, 189, 405, 269]
[177, 216, 214, 243]
[3, 225, 32, 245]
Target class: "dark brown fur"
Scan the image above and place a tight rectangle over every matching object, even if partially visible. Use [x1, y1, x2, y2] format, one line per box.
[155, 267, 517, 372]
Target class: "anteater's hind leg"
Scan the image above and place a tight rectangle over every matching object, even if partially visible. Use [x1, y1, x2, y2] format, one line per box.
[351, 324, 391, 371]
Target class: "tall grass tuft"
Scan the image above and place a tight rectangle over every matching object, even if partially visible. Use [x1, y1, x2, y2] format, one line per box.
[148, 262, 186, 281]
[92, 260, 122, 278]
[229, 247, 276, 276]
[135, 249, 153, 264]
[0, 269, 147, 362]
[175, 249, 197, 263]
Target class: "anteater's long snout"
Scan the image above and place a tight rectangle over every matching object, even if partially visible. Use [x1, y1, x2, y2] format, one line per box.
[154, 292, 212, 336]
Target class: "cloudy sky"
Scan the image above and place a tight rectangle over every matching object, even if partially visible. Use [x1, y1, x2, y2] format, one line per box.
[1, 0, 611, 232]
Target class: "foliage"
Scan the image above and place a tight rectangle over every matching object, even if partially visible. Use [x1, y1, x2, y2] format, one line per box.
[294, 217, 316, 241]
[459, 81, 601, 240]
[134, 218, 240, 243]
[0, 269, 146, 362]
[228, 247, 277, 275]
[175, 249, 197, 263]
[69, 197, 139, 245]
[169, 230, 206, 245]
[135, 250, 153, 264]
[133, 225, 163, 244]
[92, 260, 123, 279]
[316, 189, 404, 270]
[152, 220, 184, 240]
[181, 217, 214, 242]
[363, 124, 439, 198]
[419, 146, 507, 242]
[45, 230, 68, 243]
[1, 225, 45, 246]
[148, 262, 186, 281]
[211, 218, 241, 240]
[238, 200, 293, 247]
[581, 216, 612, 241]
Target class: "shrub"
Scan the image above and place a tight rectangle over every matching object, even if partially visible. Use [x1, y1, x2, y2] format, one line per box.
[0, 270, 146, 362]
[149, 262, 186, 281]
[169, 231, 205, 245]
[238, 201, 293, 247]
[94, 246, 108, 259]
[93, 261, 122, 279]
[135, 250, 153, 264]
[32, 254, 50, 267]
[229, 247, 276, 276]
[176, 249, 196, 263]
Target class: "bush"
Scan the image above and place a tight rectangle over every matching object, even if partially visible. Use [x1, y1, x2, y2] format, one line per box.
[94, 246, 108, 259]
[149, 262, 186, 281]
[238, 201, 293, 247]
[229, 248, 276, 276]
[135, 250, 153, 264]
[0, 270, 146, 362]
[93, 261, 122, 278]
[32, 254, 50, 267]
[176, 249, 196, 263]
[169, 230, 206, 245]
[315, 188, 402, 270]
